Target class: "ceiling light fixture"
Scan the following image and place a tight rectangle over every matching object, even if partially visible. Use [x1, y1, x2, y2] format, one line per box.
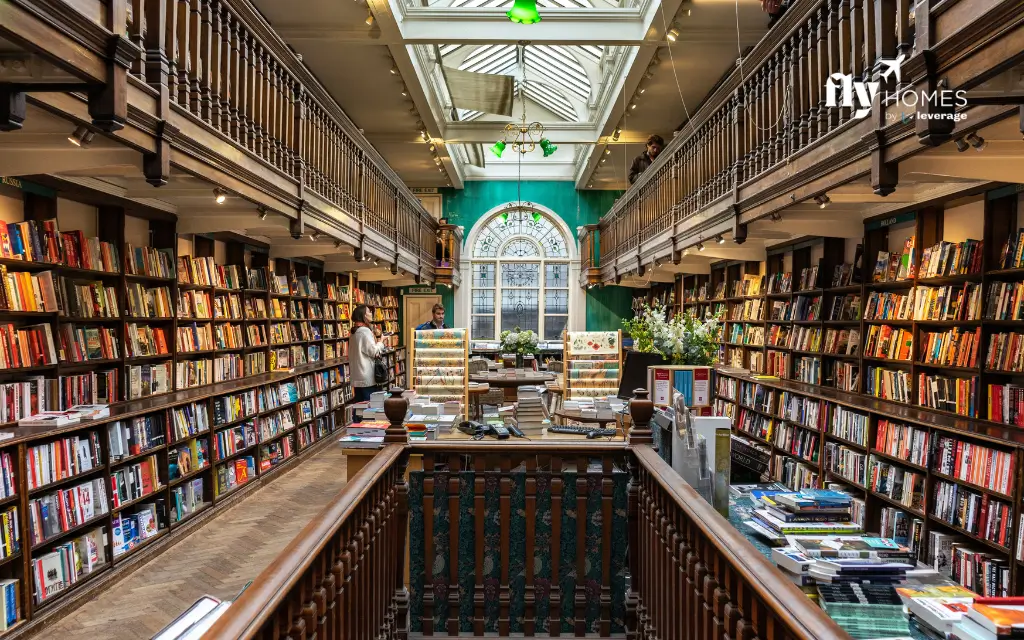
[334, 240, 343, 249]
[506, 0, 541, 23]
[257, 207, 269, 221]
[954, 137, 970, 152]
[309, 230, 322, 241]
[697, 242, 705, 252]
[716, 235, 725, 244]
[491, 45, 554, 158]
[365, 10, 374, 25]
[814, 194, 831, 208]
[428, 143, 436, 152]
[966, 132, 987, 151]
[770, 211, 782, 222]
[666, 25, 680, 41]
[364, 254, 371, 262]
[612, 128, 622, 141]
[213, 188, 227, 204]
[604, 148, 611, 155]
[420, 130, 430, 141]
[373, 257, 380, 265]
[67, 125, 95, 147]
[389, 63, 399, 75]
[401, 86, 409, 97]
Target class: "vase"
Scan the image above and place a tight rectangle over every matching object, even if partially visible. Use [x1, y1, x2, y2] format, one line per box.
[515, 353, 524, 368]
[628, 388, 655, 445]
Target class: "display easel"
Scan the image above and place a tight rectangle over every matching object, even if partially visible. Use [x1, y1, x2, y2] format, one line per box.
[563, 330, 622, 399]
[410, 327, 470, 409]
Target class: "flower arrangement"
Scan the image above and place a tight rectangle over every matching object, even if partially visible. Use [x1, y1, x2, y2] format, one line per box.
[499, 327, 539, 356]
[624, 304, 721, 365]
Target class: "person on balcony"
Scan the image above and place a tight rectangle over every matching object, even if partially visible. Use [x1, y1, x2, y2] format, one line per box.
[436, 217, 451, 267]
[628, 134, 665, 185]
[416, 303, 448, 330]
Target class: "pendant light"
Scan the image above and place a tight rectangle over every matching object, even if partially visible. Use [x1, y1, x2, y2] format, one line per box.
[506, 0, 541, 24]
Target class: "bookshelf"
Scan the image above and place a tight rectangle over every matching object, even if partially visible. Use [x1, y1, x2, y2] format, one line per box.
[410, 328, 469, 407]
[2, 356, 353, 626]
[343, 279, 406, 388]
[563, 331, 622, 398]
[711, 188, 1024, 596]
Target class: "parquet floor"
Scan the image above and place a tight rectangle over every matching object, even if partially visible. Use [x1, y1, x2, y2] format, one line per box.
[32, 444, 350, 640]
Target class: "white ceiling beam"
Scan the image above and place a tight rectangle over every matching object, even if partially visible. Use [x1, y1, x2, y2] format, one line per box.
[0, 148, 140, 176]
[677, 245, 767, 261]
[396, 8, 649, 45]
[763, 216, 868, 239]
[176, 215, 282, 235]
[270, 243, 345, 259]
[437, 122, 598, 144]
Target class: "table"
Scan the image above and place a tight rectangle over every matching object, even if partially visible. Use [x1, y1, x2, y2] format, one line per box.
[468, 382, 490, 420]
[554, 408, 622, 428]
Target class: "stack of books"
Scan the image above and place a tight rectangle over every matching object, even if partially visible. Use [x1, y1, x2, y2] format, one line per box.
[515, 388, 549, 435]
[817, 583, 911, 638]
[951, 599, 1024, 640]
[744, 489, 862, 542]
[897, 584, 976, 638]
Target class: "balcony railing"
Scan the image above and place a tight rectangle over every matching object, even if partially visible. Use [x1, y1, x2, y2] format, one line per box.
[7, 0, 441, 279]
[202, 399, 853, 640]
[597, 0, 919, 271]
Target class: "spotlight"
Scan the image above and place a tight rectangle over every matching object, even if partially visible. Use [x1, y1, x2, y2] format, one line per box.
[587, 183, 593, 188]
[955, 137, 970, 152]
[309, 230, 322, 241]
[490, 140, 506, 158]
[213, 188, 227, 204]
[716, 235, 725, 244]
[257, 207, 269, 220]
[686, 7, 691, 15]
[682, 248, 690, 256]
[612, 128, 622, 141]
[420, 130, 430, 141]
[68, 125, 95, 147]
[966, 132, 987, 151]
[629, 102, 637, 110]
[373, 258, 380, 265]
[334, 240, 343, 249]
[601, 158, 607, 164]
[390, 63, 399, 75]
[814, 194, 831, 208]
[434, 157, 442, 165]
[365, 10, 374, 25]
[770, 211, 782, 222]
[604, 148, 611, 155]
[666, 26, 680, 41]
[697, 242, 705, 252]
[429, 144, 436, 152]
[401, 87, 409, 97]
[364, 253, 371, 262]
[644, 68, 656, 80]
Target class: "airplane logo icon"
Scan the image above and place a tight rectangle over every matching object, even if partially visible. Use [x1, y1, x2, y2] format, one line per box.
[878, 54, 905, 84]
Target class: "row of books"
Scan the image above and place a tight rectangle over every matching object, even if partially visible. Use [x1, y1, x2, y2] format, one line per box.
[0, 219, 61, 264]
[932, 480, 1012, 547]
[875, 419, 929, 467]
[920, 327, 981, 368]
[112, 502, 162, 557]
[169, 439, 208, 481]
[59, 324, 118, 362]
[0, 322, 58, 369]
[26, 431, 102, 491]
[126, 283, 173, 318]
[919, 238, 983, 277]
[170, 402, 210, 441]
[827, 294, 860, 321]
[177, 256, 245, 290]
[109, 454, 161, 508]
[32, 525, 106, 605]
[872, 235, 916, 282]
[61, 231, 119, 273]
[933, 435, 1014, 495]
[919, 372, 978, 417]
[28, 478, 108, 546]
[125, 245, 173, 278]
[213, 420, 257, 460]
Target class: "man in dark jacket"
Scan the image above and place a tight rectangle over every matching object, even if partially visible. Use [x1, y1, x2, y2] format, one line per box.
[628, 134, 665, 185]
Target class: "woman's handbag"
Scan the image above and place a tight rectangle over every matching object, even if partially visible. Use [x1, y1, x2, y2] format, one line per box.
[373, 356, 389, 385]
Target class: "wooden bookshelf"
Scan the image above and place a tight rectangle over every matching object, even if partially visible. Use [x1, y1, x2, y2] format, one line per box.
[711, 188, 1024, 596]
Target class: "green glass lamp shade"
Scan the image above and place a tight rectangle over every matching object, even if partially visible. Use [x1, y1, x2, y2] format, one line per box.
[532, 211, 542, 223]
[500, 212, 510, 223]
[490, 140, 506, 157]
[540, 138, 557, 157]
[506, 0, 541, 24]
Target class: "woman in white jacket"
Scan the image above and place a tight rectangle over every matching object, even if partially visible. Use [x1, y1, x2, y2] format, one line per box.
[350, 304, 385, 402]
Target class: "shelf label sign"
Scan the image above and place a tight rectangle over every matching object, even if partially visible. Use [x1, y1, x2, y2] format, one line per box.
[407, 286, 435, 294]
[866, 211, 916, 231]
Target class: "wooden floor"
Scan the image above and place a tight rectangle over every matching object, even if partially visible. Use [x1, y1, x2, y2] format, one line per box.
[32, 444, 350, 640]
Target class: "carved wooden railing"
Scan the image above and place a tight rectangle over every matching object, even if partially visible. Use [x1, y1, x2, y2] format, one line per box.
[630, 445, 852, 640]
[579, 224, 601, 286]
[202, 443, 854, 640]
[202, 444, 410, 640]
[408, 442, 630, 637]
[123, 0, 437, 264]
[598, 0, 917, 269]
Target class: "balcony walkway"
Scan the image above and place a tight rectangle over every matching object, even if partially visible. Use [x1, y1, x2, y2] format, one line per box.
[26, 446, 351, 640]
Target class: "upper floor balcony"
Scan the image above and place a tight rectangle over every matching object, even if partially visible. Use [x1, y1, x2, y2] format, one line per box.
[0, 0, 448, 281]
[587, 0, 1024, 285]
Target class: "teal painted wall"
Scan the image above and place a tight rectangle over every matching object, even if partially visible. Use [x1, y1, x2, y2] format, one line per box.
[437, 181, 630, 331]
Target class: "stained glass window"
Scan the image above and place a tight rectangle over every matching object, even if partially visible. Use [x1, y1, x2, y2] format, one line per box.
[470, 208, 571, 340]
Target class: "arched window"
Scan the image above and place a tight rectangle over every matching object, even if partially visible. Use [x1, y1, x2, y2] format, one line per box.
[470, 208, 570, 340]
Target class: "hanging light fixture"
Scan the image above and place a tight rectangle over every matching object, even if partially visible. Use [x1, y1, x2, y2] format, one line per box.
[532, 211, 542, 223]
[213, 188, 227, 204]
[490, 140, 507, 158]
[539, 138, 557, 157]
[716, 235, 725, 244]
[506, 0, 541, 24]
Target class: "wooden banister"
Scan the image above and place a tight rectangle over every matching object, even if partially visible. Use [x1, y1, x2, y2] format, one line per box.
[631, 445, 853, 640]
[202, 444, 409, 639]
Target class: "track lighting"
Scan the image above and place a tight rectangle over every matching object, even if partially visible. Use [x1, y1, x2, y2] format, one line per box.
[67, 125, 95, 147]
[365, 10, 374, 25]
[364, 253, 371, 262]
[401, 86, 409, 97]
[390, 63, 399, 75]
[309, 229, 322, 241]
[429, 144, 436, 152]
[334, 240, 343, 249]
[770, 211, 782, 222]
[601, 158, 607, 164]
[966, 132, 987, 151]
[955, 137, 970, 152]
[612, 128, 621, 141]
[420, 130, 430, 141]
[587, 183, 593, 188]
[682, 248, 690, 256]
[629, 102, 637, 110]
[604, 148, 611, 155]
[257, 207, 269, 221]
[373, 258, 380, 265]
[716, 235, 725, 244]
[666, 26, 680, 42]
[213, 188, 227, 204]
[697, 242, 705, 252]
[814, 194, 831, 208]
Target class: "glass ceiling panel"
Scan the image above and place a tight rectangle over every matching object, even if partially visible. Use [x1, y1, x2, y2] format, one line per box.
[445, 44, 598, 123]
[449, 0, 594, 7]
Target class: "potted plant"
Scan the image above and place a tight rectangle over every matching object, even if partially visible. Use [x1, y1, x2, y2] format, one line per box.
[499, 327, 539, 368]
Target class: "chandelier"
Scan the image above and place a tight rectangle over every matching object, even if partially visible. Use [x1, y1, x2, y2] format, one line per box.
[490, 45, 557, 159]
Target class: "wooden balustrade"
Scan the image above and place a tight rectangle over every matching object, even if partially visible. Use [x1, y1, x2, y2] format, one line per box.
[201, 439, 858, 639]
[598, 0, 917, 270]
[408, 442, 630, 637]
[630, 445, 852, 640]
[124, 0, 436, 263]
[201, 444, 410, 640]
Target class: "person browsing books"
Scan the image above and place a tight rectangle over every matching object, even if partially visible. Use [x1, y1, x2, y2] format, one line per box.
[416, 303, 448, 330]
[350, 304, 385, 403]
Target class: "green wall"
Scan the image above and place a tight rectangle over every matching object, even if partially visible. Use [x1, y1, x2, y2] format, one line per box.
[438, 181, 631, 331]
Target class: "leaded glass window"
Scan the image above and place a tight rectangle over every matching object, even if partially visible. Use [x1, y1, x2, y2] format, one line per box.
[470, 209, 571, 340]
